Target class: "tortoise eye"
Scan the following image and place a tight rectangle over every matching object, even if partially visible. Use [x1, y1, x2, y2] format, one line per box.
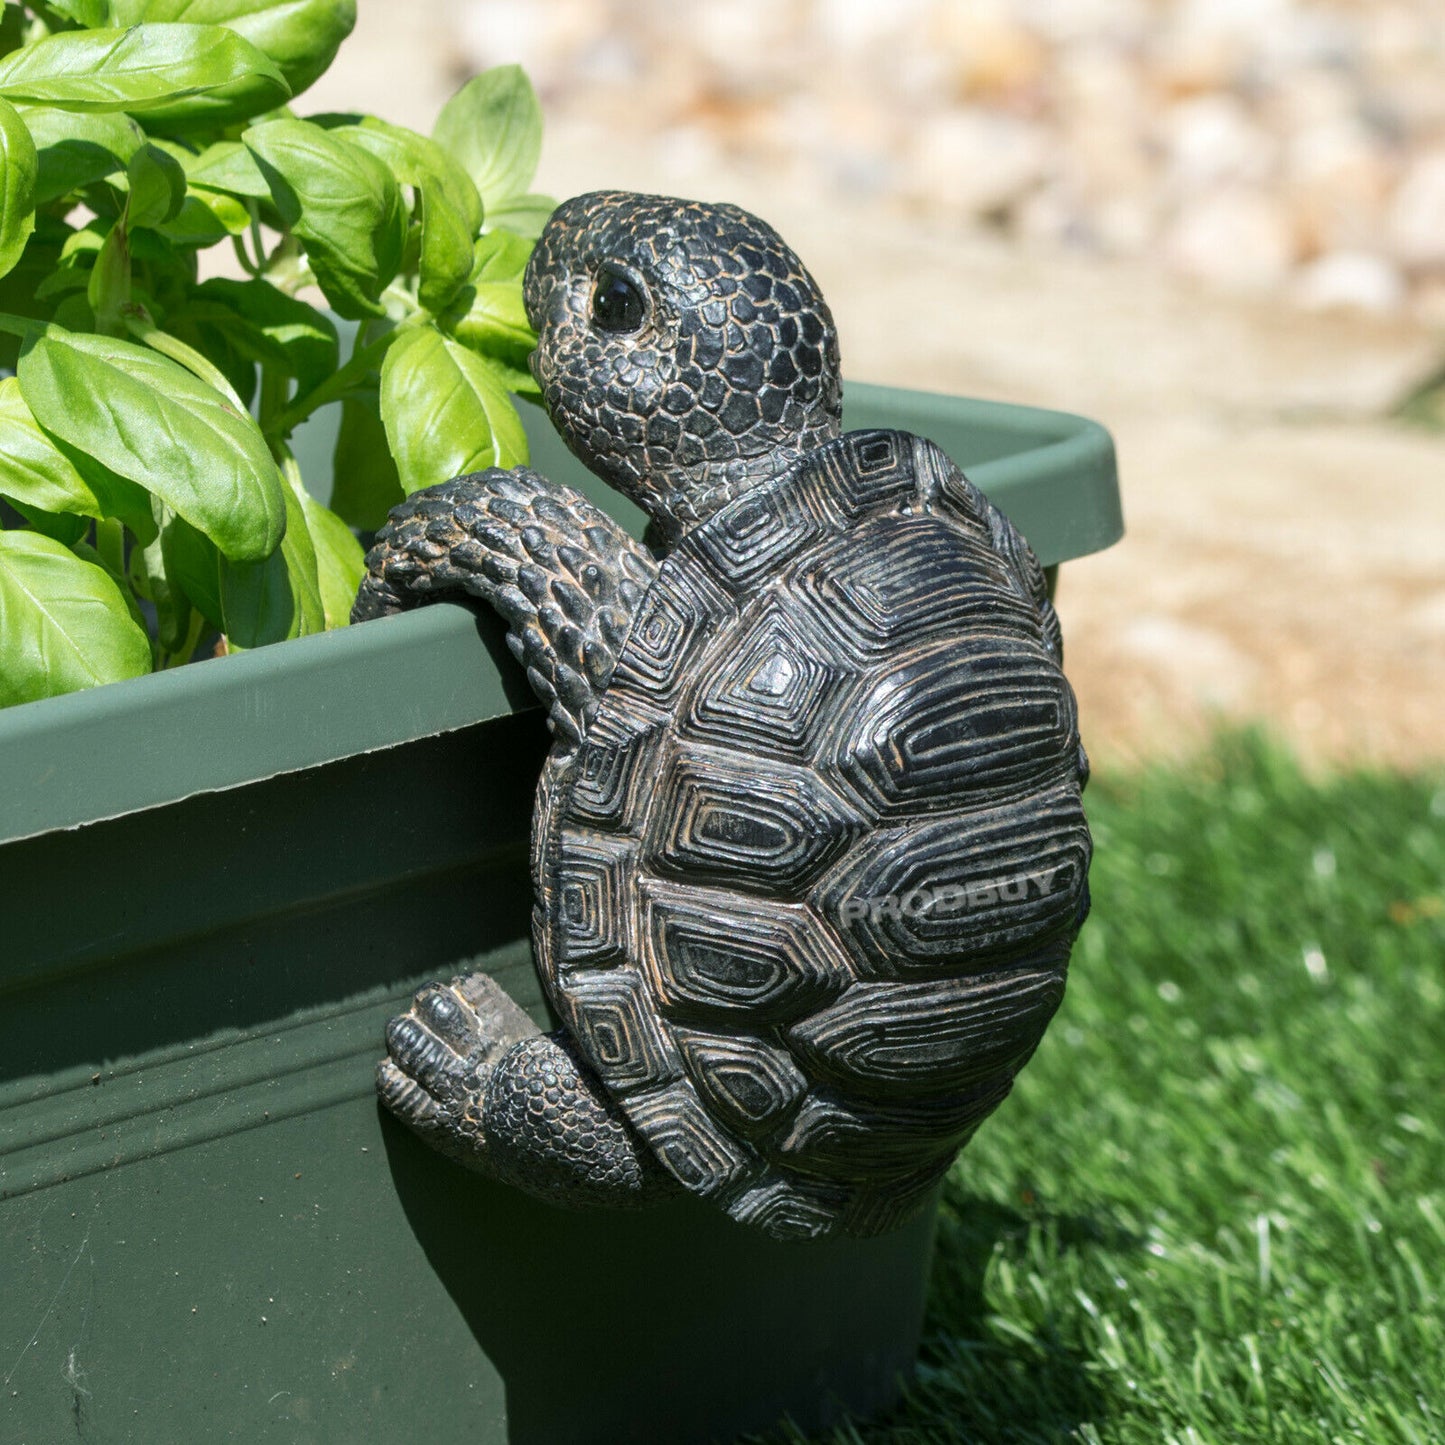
[591, 264, 645, 334]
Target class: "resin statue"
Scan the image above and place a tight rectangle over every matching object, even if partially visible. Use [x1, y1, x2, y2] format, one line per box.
[352, 191, 1091, 1240]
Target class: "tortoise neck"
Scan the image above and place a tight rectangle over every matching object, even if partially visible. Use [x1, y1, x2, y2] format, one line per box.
[654, 414, 844, 547]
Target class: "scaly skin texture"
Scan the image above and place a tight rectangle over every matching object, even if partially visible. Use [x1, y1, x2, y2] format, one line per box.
[524, 191, 844, 545]
[352, 467, 657, 747]
[378, 973, 675, 1207]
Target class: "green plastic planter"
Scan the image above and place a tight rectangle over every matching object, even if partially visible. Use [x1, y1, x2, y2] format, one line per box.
[0, 385, 1121, 1444]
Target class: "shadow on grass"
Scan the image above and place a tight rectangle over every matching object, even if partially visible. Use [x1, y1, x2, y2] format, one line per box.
[784, 1188, 1135, 1445]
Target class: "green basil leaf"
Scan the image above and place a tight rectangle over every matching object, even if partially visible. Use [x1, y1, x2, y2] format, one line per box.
[0, 3, 24, 58]
[380, 323, 527, 497]
[7, 500, 89, 546]
[108, 0, 354, 127]
[50, 289, 96, 334]
[130, 527, 194, 652]
[329, 388, 401, 530]
[413, 183, 475, 313]
[327, 115, 483, 233]
[174, 299, 288, 372]
[0, 95, 35, 281]
[299, 498, 361, 628]
[164, 310, 257, 410]
[243, 119, 405, 320]
[158, 504, 222, 630]
[0, 23, 290, 114]
[0, 215, 65, 369]
[432, 65, 542, 213]
[483, 192, 555, 240]
[17, 106, 139, 205]
[124, 141, 185, 228]
[85, 224, 128, 331]
[73, 534, 150, 635]
[0, 372, 155, 537]
[46, 0, 111, 25]
[192, 277, 337, 396]
[469, 350, 541, 402]
[157, 187, 249, 243]
[281, 453, 361, 628]
[33, 266, 88, 304]
[58, 217, 106, 262]
[18, 329, 285, 561]
[219, 458, 322, 646]
[0, 374, 151, 526]
[328, 117, 482, 313]
[183, 138, 270, 197]
[439, 228, 536, 369]
[0, 528, 151, 705]
[123, 308, 249, 406]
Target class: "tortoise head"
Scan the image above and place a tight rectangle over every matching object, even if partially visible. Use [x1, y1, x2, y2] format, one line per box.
[524, 191, 843, 544]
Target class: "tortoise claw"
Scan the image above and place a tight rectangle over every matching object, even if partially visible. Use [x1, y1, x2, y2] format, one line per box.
[376, 1058, 443, 1129]
[376, 972, 542, 1156]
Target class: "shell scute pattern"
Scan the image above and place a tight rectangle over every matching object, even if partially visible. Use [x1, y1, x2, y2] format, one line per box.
[554, 830, 636, 968]
[560, 964, 681, 1091]
[544, 428, 1088, 1231]
[784, 944, 1071, 1095]
[773, 1081, 1011, 1179]
[638, 878, 851, 1024]
[814, 783, 1090, 978]
[606, 559, 734, 704]
[682, 599, 850, 759]
[644, 743, 866, 894]
[567, 692, 668, 829]
[791, 512, 1039, 662]
[824, 633, 1081, 819]
[674, 1027, 810, 1138]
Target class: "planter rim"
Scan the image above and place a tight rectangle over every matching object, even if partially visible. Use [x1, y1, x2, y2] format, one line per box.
[0, 382, 1121, 844]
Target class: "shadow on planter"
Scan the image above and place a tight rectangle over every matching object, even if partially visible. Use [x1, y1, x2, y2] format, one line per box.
[385, 1120, 938, 1445]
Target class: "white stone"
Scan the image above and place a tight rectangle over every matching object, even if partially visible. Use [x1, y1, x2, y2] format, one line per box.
[1388, 151, 1445, 270]
[1294, 251, 1406, 315]
[902, 111, 1050, 218]
[814, 0, 932, 51]
[1165, 188, 1297, 292]
[1163, 94, 1278, 191]
[1284, 117, 1394, 253]
[928, 6, 1048, 99]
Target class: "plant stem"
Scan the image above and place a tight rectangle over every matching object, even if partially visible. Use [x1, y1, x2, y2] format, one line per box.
[161, 609, 205, 669]
[231, 233, 260, 278]
[258, 363, 286, 434]
[248, 200, 267, 276]
[265, 328, 399, 440]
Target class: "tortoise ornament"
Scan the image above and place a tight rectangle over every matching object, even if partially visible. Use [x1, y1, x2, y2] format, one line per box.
[353, 191, 1091, 1241]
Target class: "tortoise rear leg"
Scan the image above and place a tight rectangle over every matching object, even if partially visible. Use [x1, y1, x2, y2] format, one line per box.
[379, 973, 675, 1208]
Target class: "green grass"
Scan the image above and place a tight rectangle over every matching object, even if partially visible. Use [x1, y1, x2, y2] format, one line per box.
[772, 732, 1445, 1445]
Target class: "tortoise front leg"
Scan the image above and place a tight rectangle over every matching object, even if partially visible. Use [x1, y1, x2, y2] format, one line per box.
[379, 973, 675, 1208]
[352, 467, 659, 746]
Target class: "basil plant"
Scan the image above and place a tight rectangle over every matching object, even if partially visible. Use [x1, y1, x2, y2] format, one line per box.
[0, 0, 555, 707]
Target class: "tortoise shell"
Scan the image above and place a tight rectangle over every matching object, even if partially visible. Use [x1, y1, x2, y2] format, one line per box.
[533, 428, 1091, 1240]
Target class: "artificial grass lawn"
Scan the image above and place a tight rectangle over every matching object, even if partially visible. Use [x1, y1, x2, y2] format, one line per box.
[778, 733, 1444, 1444]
